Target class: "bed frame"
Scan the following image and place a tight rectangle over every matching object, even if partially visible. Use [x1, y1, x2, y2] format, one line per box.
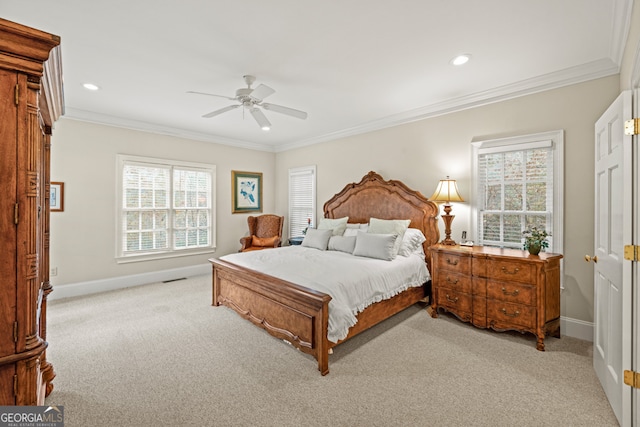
[210, 171, 440, 375]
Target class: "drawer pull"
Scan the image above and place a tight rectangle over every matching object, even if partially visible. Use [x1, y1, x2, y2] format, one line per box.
[445, 294, 459, 304]
[501, 287, 520, 296]
[446, 258, 459, 266]
[501, 266, 520, 274]
[446, 277, 459, 285]
[501, 308, 520, 317]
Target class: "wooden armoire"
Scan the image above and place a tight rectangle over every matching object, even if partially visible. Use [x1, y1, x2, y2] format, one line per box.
[0, 19, 63, 405]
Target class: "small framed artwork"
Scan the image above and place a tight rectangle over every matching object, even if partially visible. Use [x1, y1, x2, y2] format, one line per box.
[50, 182, 64, 212]
[232, 171, 262, 214]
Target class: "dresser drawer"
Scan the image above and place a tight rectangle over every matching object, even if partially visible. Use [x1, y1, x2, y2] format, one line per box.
[435, 252, 471, 275]
[436, 288, 472, 314]
[487, 302, 535, 330]
[487, 281, 535, 306]
[436, 271, 472, 293]
[486, 259, 534, 284]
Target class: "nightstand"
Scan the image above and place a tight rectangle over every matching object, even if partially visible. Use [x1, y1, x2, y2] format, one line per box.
[288, 236, 304, 245]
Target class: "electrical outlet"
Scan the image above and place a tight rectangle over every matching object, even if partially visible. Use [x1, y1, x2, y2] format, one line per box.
[50, 267, 57, 276]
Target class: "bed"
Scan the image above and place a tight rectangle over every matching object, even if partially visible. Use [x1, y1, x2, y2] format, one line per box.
[210, 171, 440, 375]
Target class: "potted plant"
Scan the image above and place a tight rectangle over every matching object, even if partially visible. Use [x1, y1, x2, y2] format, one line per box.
[522, 226, 550, 255]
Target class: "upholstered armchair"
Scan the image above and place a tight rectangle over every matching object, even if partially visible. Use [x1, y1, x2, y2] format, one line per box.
[239, 214, 284, 252]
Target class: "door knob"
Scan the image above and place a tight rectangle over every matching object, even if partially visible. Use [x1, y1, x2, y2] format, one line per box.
[584, 255, 598, 263]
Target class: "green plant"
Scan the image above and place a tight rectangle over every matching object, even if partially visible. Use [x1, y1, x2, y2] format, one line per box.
[522, 226, 550, 251]
[302, 218, 311, 235]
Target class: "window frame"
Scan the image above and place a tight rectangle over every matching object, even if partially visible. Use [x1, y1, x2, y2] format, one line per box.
[288, 165, 316, 239]
[116, 154, 216, 263]
[470, 130, 564, 254]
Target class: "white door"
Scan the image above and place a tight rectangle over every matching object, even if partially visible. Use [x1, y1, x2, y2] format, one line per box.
[632, 88, 640, 426]
[593, 90, 633, 426]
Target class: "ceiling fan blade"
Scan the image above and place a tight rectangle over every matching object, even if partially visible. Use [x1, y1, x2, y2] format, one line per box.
[250, 107, 271, 130]
[261, 103, 308, 120]
[202, 104, 240, 118]
[249, 84, 275, 102]
[187, 90, 236, 101]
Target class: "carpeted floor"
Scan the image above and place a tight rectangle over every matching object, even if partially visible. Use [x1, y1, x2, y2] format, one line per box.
[45, 274, 618, 426]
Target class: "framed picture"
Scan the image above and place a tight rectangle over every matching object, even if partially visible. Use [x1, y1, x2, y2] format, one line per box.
[232, 171, 262, 213]
[50, 182, 64, 212]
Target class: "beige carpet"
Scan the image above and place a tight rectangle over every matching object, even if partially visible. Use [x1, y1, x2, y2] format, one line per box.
[45, 274, 618, 426]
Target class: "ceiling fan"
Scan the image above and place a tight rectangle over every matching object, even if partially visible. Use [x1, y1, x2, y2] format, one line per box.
[187, 75, 308, 131]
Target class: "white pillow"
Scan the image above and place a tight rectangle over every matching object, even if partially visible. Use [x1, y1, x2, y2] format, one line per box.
[328, 235, 357, 253]
[368, 218, 411, 257]
[352, 231, 397, 261]
[317, 217, 349, 236]
[301, 228, 333, 250]
[343, 228, 359, 237]
[398, 228, 427, 257]
[344, 223, 368, 236]
[345, 223, 368, 229]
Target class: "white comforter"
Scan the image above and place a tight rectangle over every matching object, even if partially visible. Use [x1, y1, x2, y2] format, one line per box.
[220, 246, 430, 343]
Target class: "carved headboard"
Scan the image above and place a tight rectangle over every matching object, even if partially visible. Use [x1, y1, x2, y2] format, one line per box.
[323, 171, 440, 270]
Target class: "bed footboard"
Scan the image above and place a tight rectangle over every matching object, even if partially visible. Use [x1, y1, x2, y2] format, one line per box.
[211, 258, 332, 375]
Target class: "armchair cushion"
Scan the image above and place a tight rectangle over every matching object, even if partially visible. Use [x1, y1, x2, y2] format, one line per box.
[252, 235, 280, 247]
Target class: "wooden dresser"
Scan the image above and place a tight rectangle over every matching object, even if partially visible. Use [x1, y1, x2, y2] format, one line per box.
[0, 19, 63, 405]
[429, 244, 563, 351]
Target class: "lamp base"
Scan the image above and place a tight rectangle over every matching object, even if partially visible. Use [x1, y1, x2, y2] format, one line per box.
[440, 237, 457, 246]
[440, 207, 456, 246]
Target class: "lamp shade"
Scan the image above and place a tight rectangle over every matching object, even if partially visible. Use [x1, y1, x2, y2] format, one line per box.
[430, 176, 464, 203]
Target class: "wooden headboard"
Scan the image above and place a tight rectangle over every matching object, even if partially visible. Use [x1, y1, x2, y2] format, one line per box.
[323, 171, 440, 270]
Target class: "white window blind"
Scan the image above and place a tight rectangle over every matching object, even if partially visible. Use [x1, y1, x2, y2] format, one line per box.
[471, 131, 563, 253]
[117, 155, 216, 261]
[288, 166, 316, 238]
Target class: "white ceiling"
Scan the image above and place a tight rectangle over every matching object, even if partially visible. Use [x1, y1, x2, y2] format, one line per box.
[3, 1, 632, 152]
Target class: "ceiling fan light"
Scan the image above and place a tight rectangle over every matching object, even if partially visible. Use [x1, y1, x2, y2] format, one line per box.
[250, 107, 271, 130]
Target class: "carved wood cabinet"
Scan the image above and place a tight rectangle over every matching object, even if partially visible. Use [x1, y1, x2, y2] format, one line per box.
[429, 244, 563, 351]
[0, 18, 63, 405]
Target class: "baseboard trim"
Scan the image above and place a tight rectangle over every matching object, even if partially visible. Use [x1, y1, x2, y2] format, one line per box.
[560, 316, 593, 342]
[49, 264, 211, 301]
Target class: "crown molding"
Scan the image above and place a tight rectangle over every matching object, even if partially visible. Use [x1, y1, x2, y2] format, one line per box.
[62, 107, 277, 152]
[64, 58, 619, 154]
[276, 58, 619, 152]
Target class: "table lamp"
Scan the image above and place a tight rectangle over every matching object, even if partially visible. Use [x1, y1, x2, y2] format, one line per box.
[430, 176, 464, 245]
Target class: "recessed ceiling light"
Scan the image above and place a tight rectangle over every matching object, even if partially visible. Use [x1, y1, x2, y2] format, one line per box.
[450, 54, 471, 66]
[261, 126, 271, 131]
[83, 83, 100, 91]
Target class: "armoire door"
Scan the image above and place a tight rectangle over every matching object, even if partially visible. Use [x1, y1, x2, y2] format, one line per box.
[0, 68, 18, 404]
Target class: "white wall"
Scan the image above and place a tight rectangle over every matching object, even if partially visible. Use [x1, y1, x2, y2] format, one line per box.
[49, 120, 275, 292]
[275, 75, 620, 327]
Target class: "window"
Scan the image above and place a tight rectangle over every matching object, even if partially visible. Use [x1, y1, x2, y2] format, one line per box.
[471, 130, 563, 253]
[288, 165, 316, 238]
[116, 155, 216, 262]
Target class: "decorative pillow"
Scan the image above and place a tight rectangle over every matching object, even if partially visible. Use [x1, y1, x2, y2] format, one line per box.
[328, 235, 357, 253]
[301, 228, 333, 250]
[398, 228, 427, 257]
[317, 217, 349, 236]
[352, 231, 398, 261]
[251, 235, 279, 247]
[343, 228, 359, 237]
[367, 218, 411, 257]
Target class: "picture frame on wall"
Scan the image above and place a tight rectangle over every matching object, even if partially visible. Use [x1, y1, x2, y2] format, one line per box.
[232, 171, 262, 214]
[51, 182, 64, 212]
